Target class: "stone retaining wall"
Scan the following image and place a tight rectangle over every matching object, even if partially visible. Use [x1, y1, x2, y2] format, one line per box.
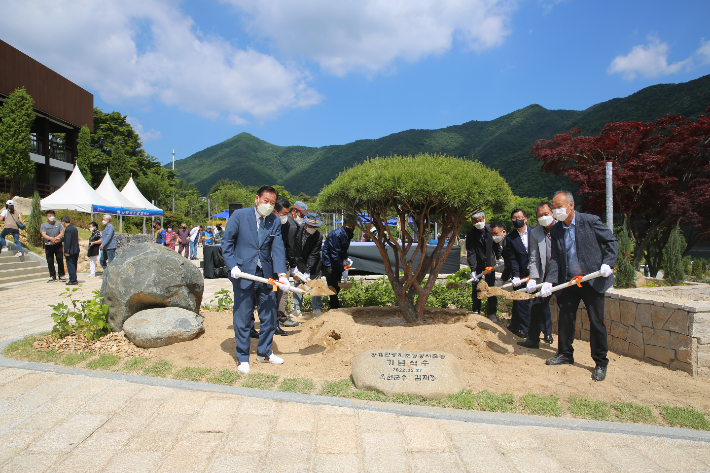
[549, 284, 710, 377]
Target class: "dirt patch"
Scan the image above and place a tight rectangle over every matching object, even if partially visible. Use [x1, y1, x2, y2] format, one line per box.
[141, 306, 710, 411]
[34, 331, 149, 357]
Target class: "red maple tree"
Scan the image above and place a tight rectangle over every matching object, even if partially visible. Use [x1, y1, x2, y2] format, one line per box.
[531, 107, 710, 273]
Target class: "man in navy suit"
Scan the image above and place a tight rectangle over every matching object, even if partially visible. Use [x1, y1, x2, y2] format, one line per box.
[542, 190, 618, 381]
[222, 185, 289, 374]
[505, 208, 534, 339]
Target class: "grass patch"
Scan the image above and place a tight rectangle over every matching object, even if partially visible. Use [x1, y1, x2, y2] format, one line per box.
[205, 369, 242, 385]
[85, 354, 120, 370]
[612, 402, 657, 424]
[122, 356, 149, 372]
[352, 389, 390, 402]
[60, 352, 92, 366]
[143, 360, 173, 378]
[241, 373, 279, 389]
[568, 396, 611, 421]
[659, 406, 710, 430]
[520, 393, 563, 417]
[173, 367, 211, 382]
[390, 393, 432, 406]
[440, 390, 477, 410]
[476, 390, 516, 412]
[319, 379, 354, 397]
[277, 377, 315, 394]
[2, 335, 59, 363]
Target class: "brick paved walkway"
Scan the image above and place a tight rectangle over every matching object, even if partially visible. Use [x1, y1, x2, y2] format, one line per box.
[1, 259, 709, 472]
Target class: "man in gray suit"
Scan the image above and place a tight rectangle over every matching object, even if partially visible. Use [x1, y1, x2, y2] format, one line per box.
[518, 202, 556, 349]
[542, 190, 617, 381]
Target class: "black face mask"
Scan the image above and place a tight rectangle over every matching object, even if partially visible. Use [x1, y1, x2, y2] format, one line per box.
[513, 219, 525, 229]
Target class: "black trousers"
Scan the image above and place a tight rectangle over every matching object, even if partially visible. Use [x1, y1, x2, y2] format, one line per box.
[510, 297, 532, 333]
[556, 282, 608, 367]
[65, 253, 79, 283]
[471, 269, 497, 315]
[527, 295, 553, 340]
[324, 266, 342, 309]
[45, 243, 65, 278]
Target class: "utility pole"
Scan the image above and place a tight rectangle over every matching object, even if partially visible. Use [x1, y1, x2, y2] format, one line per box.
[606, 161, 613, 230]
[172, 149, 175, 213]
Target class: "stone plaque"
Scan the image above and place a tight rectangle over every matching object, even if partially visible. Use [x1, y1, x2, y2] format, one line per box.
[351, 349, 467, 399]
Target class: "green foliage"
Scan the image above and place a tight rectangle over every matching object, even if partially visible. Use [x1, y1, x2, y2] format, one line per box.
[50, 287, 110, 340]
[663, 224, 686, 286]
[205, 369, 242, 385]
[691, 259, 708, 279]
[277, 377, 315, 393]
[109, 146, 130, 190]
[208, 180, 256, 215]
[143, 360, 173, 377]
[0, 87, 35, 187]
[568, 396, 611, 421]
[659, 405, 710, 430]
[77, 126, 92, 181]
[611, 402, 657, 424]
[614, 221, 637, 288]
[26, 191, 43, 247]
[122, 356, 149, 372]
[242, 373, 279, 389]
[520, 393, 563, 416]
[61, 352, 91, 366]
[173, 366, 211, 381]
[208, 288, 234, 311]
[475, 390, 516, 412]
[319, 378, 354, 397]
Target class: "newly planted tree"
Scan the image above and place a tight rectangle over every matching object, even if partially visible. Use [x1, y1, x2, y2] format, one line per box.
[319, 153, 513, 322]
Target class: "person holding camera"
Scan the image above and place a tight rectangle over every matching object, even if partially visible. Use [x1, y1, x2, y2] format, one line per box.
[0, 200, 25, 257]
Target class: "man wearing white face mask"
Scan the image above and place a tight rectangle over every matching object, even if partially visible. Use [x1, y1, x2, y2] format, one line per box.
[518, 202, 556, 349]
[465, 210, 502, 321]
[273, 196, 295, 334]
[222, 185, 288, 374]
[292, 212, 324, 316]
[541, 190, 618, 382]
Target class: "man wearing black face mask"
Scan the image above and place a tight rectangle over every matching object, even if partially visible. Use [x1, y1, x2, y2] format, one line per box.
[505, 208, 534, 339]
[322, 216, 356, 310]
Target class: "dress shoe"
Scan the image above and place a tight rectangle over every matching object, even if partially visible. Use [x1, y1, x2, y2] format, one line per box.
[66, 281, 78, 285]
[545, 353, 574, 365]
[237, 362, 250, 374]
[281, 319, 299, 327]
[517, 339, 539, 349]
[511, 329, 527, 339]
[592, 365, 607, 381]
[250, 329, 260, 339]
[274, 326, 288, 336]
[487, 314, 498, 323]
[257, 353, 284, 364]
[544, 334, 554, 344]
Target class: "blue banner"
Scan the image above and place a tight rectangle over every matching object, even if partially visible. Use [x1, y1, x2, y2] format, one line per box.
[92, 205, 163, 217]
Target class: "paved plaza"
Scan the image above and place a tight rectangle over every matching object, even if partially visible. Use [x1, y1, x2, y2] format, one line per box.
[1, 256, 709, 472]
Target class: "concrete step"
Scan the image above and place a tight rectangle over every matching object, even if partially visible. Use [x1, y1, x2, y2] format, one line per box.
[0, 259, 43, 270]
[0, 266, 47, 279]
[0, 273, 48, 285]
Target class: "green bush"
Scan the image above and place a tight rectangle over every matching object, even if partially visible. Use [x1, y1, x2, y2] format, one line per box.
[614, 221, 636, 288]
[50, 287, 110, 340]
[663, 224, 686, 286]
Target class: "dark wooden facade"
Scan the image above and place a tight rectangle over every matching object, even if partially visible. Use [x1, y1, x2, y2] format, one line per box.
[0, 40, 94, 197]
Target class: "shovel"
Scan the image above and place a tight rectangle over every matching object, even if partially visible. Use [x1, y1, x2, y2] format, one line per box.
[238, 273, 335, 296]
[510, 271, 604, 300]
[338, 265, 354, 289]
[447, 262, 505, 289]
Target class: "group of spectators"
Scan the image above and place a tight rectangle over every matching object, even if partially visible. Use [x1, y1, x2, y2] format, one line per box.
[152, 221, 223, 260]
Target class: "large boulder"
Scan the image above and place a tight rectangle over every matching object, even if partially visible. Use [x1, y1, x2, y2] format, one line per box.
[101, 243, 204, 331]
[352, 349, 467, 399]
[123, 307, 204, 348]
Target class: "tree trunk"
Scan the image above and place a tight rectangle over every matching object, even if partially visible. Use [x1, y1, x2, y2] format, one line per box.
[391, 280, 419, 323]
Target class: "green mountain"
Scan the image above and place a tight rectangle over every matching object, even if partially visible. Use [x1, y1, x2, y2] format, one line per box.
[174, 74, 710, 197]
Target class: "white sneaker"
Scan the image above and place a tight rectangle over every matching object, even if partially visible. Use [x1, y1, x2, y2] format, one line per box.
[15, 252, 22, 257]
[313, 309, 322, 317]
[257, 354, 284, 365]
[237, 362, 250, 374]
[289, 309, 302, 318]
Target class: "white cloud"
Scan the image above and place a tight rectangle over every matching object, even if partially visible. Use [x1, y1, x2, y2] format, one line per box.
[608, 37, 692, 80]
[697, 39, 710, 65]
[226, 0, 516, 76]
[126, 116, 162, 142]
[0, 0, 321, 122]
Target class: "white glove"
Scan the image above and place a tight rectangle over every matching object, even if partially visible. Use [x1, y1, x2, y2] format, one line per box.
[541, 282, 553, 297]
[498, 258, 504, 266]
[345, 258, 353, 267]
[495, 279, 504, 287]
[290, 267, 298, 277]
[230, 266, 243, 279]
[303, 272, 310, 281]
[526, 279, 538, 293]
[512, 277, 521, 287]
[600, 264, 613, 277]
[342, 270, 349, 281]
[470, 271, 479, 282]
[278, 275, 290, 292]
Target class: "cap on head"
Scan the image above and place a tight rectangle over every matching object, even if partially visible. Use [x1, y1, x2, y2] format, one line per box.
[207, 226, 212, 229]
[470, 209, 485, 219]
[293, 201, 308, 213]
[304, 212, 322, 227]
[6, 200, 13, 206]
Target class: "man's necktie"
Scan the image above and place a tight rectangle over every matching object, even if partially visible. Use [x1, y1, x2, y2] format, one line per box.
[257, 217, 265, 268]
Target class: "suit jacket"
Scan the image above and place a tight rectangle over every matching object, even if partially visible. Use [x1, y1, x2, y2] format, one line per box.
[222, 207, 286, 289]
[282, 215, 299, 268]
[528, 224, 556, 280]
[545, 211, 618, 293]
[465, 225, 501, 272]
[505, 225, 536, 279]
[294, 225, 322, 274]
[322, 226, 351, 273]
[63, 224, 80, 255]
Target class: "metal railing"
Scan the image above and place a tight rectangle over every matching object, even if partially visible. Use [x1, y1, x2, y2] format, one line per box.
[0, 177, 59, 198]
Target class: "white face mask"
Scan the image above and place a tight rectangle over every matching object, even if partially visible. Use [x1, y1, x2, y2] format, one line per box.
[305, 227, 316, 234]
[538, 215, 554, 227]
[492, 235, 503, 243]
[474, 221, 485, 230]
[552, 207, 569, 222]
[294, 216, 304, 225]
[47, 216, 55, 222]
[102, 220, 108, 226]
[257, 203, 274, 216]
[279, 215, 288, 224]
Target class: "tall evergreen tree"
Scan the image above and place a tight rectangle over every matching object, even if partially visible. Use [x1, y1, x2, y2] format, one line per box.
[76, 126, 92, 182]
[0, 87, 35, 195]
[663, 224, 686, 286]
[109, 146, 130, 190]
[614, 221, 637, 288]
[27, 191, 43, 247]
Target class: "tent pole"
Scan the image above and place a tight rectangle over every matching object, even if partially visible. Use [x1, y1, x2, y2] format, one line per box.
[143, 217, 146, 234]
[120, 215, 123, 234]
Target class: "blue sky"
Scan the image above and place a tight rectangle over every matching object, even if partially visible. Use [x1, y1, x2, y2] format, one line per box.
[1, 0, 709, 167]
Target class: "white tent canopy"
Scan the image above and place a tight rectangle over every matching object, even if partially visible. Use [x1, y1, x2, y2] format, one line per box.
[41, 166, 115, 213]
[121, 176, 161, 211]
[96, 171, 141, 209]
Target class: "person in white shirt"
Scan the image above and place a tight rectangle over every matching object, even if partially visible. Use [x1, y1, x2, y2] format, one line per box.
[189, 225, 200, 260]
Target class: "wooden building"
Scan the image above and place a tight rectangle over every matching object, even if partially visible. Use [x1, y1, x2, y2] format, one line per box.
[0, 39, 94, 197]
